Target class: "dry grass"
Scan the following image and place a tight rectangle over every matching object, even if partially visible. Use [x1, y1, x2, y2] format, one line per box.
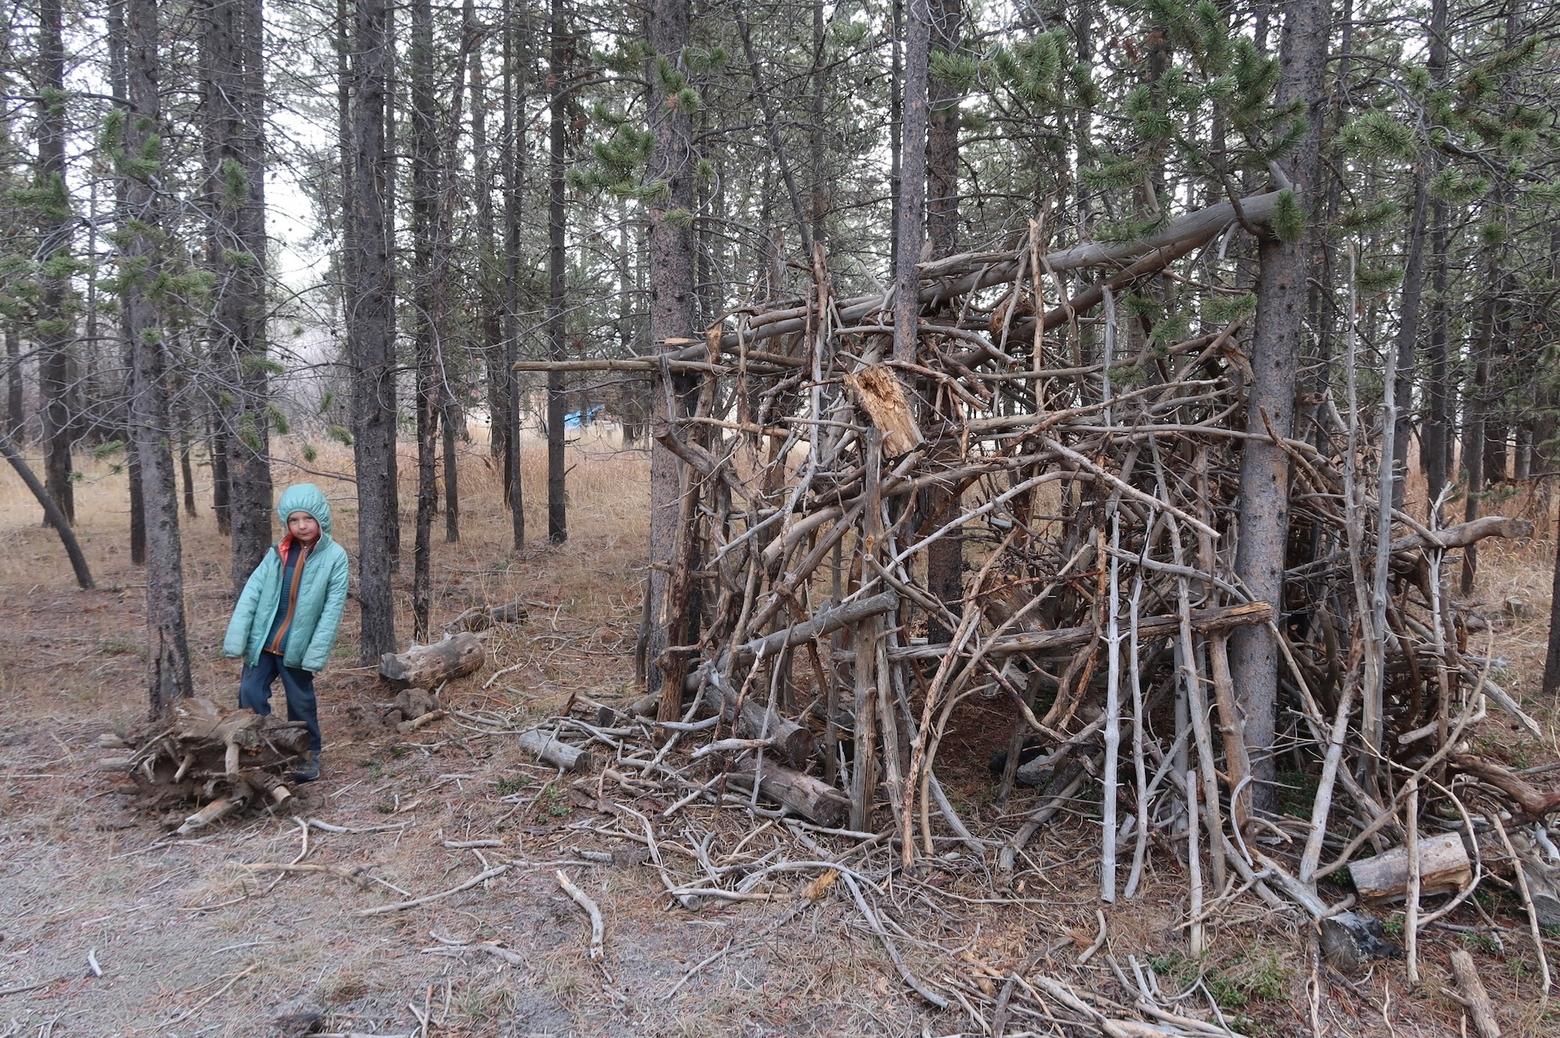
[1, 436, 1558, 1036]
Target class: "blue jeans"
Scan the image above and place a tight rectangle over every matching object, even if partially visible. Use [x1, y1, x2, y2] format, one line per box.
[239, 653, 322, 752]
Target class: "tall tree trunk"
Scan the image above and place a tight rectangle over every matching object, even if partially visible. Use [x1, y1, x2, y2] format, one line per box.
[888, 0, 903, 275]
[349, 0, 399, 662]
[501, 0, 526, 550]
[232, 0, 273, 574]
[546, 0, 567, 544]
[1421, 0, 1451, 509]
[36, 0, 75, 525]
[208, 0, 274, 593]
[643, 0, 699, 695]
[107, 0, 146, 564]
[892, 0, 929, 365]
[384, 0, 402, 571]
[124, 0, 194, 716]
[923, 0, 962, 641]
[469, 10, 505, 466]
[1229, 0, 1329, 812]
[410, 0, 437, 641]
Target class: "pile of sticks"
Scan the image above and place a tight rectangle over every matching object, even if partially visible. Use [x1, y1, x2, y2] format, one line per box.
[99, 697, 310, 834]
[525, 192, 1553, 947]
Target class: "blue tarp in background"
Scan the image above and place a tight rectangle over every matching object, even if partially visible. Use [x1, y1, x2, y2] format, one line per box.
[563, 405, 605, 430]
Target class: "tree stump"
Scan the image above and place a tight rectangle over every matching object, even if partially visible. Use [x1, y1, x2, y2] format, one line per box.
[379, 633, 486, 689]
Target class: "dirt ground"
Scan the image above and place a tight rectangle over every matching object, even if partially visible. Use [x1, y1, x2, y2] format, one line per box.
[2, 437, 1558, 1037]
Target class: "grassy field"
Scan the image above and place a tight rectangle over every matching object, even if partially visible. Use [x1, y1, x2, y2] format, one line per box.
[0, 432, 1557, 1036]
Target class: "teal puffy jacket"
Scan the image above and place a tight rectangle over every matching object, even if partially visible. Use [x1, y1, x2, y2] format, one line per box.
[223, 484, 351, 673]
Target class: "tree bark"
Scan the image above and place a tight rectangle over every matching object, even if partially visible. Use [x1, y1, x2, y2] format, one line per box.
[124, 0, 194, 716]
[501, 0, 526, 550]
[106, 0, 145, 565]
[469, 10, 505, 468]
[546, 0, 567, 544]
[923, 0, 962, 638]
[892, 0, 929, 365]
[1229, 0, 1329, 811]
[349, 0, 399, 662]
[642, 0, 700, 695]
[36, 0, 75, 526]
[1421, 0, 1451, 508]
[4, 326, 21, 439]
[411, 0, 437, 641]
[207, 0, 274, 593]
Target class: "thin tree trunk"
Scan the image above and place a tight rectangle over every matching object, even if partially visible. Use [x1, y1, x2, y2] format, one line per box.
[1390, 132, 1433, 509]
[411, 0, 437, 641]
[1229, 0, 1329, 812]
[1422, 0, 1451, 508]
[349, 0, 399, 662]
[643, 0, 699, 695]
[443, 396, 459, 542]
[4, 327, 20, 439]
[384, 0, 402, 572]
[888, 0, 903, 275]
[546, 0, 567, 544]
[469, 12, 505, 466]
[209, 0, 274, 592]
[124, 0, 194, 716]
[923, 0, 963, 640]
[36, 0, 75, 525]
[0, 433, 93, 589]
[107, 0, 146, 565]
[501, 0, 526, 550]
[892, 0, 929, 365]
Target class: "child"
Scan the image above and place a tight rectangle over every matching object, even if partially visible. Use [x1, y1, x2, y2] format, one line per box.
[223, 483, 350, 783]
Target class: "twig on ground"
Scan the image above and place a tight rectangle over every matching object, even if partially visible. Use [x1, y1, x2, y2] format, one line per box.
[555, 869, 605, 961]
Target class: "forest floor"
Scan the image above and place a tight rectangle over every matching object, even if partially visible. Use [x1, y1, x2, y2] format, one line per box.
[1, 435, 1558, 1037]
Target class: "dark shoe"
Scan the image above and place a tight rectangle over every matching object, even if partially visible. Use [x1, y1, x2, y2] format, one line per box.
[290, 750, 320, 784]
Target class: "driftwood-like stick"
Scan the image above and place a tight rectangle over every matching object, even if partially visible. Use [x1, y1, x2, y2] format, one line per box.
[1450, 948, 1502, 1038]
[176, 792, 249, 836]
[516, 729, 594, 772]
[554, 869, 604, 961]
[1404, 780, 1421, 985]
[357, 864, 512, 917]
[397, 710, 447, 734]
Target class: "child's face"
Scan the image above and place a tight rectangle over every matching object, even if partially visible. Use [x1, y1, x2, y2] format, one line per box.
[288, 511, 321, 543]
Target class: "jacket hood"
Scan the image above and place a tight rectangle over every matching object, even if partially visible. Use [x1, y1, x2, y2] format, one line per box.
[276, 483, 333, 540]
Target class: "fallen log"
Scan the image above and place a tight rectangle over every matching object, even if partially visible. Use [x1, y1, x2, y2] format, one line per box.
[730, 753, 850, 828]
[517, 728, 595, 772]
[379, 633, 486, 689]
[445, 600, 529, 633]
[1347, 831, 1471, 902]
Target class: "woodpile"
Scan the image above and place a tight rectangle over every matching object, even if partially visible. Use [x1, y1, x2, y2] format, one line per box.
[99, 698, 310, 834]
[522, 190, 1560, 977]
